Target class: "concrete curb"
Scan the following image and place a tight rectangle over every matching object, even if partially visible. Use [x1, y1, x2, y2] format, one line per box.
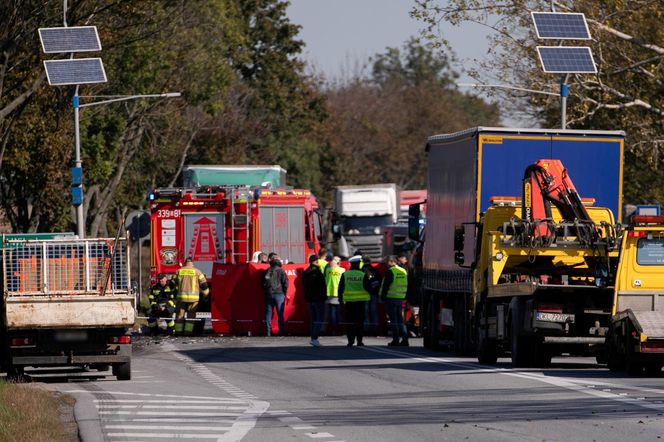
[72, 388, 103, 442]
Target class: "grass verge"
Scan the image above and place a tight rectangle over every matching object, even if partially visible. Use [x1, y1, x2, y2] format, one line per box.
[0, 380, 77, 442]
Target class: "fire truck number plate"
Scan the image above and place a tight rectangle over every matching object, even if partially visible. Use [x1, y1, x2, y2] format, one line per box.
[157, 209, 181, 218]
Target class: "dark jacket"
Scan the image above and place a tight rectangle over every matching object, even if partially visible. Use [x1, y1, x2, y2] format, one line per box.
[302, 263, 327, 303]
[264, 260, 289, 296]
[363, 265, 381, 297]
[380, 266, 394, 300]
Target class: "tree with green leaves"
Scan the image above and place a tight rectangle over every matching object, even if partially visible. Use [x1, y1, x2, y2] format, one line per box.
[0, 0, 325, 235]
[318, 38, 499, 196]
[411, 0, 664, 206]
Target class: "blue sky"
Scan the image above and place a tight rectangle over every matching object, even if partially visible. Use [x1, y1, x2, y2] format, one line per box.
[286, 0, 492, 83]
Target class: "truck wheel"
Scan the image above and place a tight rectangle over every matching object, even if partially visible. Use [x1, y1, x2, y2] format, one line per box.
[644, 362, 663, 376]
[533, 344, 552, 368]
[7, 364, 25, 382]
[477, 328, 498, 364]
[113, 361, 131, 381]
[625, 353, 643, 376]
[511, 334, 534, 367]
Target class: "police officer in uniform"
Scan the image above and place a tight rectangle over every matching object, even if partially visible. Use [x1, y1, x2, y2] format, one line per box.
[148, 273, 177, 335]
[174, 258, 209, 335]
[382, 255, 409, 346]
[339, 256, 372, 347]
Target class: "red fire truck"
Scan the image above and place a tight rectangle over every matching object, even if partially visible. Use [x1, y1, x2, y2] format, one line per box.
[148, 185, 324, 334]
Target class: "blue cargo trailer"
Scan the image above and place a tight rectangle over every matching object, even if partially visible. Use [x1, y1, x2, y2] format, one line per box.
[418, 127, 625, 353]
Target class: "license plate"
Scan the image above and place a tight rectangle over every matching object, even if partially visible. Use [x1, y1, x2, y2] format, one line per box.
[196, 312, 211, 319]
[535, 312, 575, 323]
[54, 330, 88, 342]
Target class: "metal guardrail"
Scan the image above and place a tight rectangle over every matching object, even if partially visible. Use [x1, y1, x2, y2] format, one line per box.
[2, 238, 129, 296]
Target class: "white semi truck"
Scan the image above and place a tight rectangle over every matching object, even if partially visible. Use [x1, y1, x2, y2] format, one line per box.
[333, 184, 398, 259]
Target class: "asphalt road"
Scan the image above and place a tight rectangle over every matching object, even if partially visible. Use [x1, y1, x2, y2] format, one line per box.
[41, 335, 664, 441]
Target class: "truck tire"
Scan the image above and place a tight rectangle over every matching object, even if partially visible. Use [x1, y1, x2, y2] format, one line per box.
[606, 327, 623, 372]
[476, 306, 498, 364]
[644, 362, 663, 376]
[113, 361, 131, 381]
[510, 299, 533, 367]
[476, 326, 498, 364]
[7, 364, 25, 382]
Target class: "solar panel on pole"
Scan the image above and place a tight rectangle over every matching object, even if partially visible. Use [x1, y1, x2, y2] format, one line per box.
[531, 12, 591, 40]
[44, 58, 108, 86]
[38, 26, 102, 53]
[537, 46, 597, 74]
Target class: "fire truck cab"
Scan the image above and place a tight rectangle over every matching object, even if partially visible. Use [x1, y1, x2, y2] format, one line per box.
[149, 185, 323, 280]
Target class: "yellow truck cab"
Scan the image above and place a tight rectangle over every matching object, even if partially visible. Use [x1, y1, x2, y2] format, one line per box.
[608, 215, 664, 375]
[472, 199, 620, 367]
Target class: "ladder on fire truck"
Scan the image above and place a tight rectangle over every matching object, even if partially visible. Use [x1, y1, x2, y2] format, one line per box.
[229, 187, 252, 263]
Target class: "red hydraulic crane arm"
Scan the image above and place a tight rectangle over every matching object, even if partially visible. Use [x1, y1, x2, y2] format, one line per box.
[522, 159, 599, 242]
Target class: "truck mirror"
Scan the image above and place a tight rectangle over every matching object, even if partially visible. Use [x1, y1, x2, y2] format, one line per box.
[332, 223, 341, 240]
[408, 204, 421, 241]
[454, 251, 465, 265]
[454, 225, 465, 251]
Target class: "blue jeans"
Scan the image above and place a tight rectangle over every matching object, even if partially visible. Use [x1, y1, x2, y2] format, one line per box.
[385, 299, 407, 341]
[328, 303, 341, 334]
[364, 296, 379, 334]
[266, 293, 285, 336]
[309, 302, 326, 340]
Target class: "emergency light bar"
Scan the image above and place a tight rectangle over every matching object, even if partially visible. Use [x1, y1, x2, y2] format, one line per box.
[631, 215, 664, 225]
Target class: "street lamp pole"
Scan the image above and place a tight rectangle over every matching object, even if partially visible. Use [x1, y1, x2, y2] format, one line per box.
[73, 86, 84, 238]
[72, 92, 181, 238]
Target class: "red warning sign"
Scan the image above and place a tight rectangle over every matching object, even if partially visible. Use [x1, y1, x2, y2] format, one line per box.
[187, 217, 221, 262]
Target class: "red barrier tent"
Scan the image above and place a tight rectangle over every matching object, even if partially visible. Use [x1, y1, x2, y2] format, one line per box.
[211, 261, 388, 336]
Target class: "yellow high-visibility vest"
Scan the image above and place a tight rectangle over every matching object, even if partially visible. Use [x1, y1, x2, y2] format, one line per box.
[326, 266, 345, 297]
[385, 266, 408, 300]
[343, 269, 370, 302]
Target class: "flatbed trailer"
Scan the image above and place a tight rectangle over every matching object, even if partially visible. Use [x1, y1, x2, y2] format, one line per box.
[1, 236, 135, 380]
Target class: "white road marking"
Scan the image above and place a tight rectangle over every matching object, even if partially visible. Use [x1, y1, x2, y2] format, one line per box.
[105, 425, 233, 431]
[293, 425, 317, 430]
[363, 346, 664, 413]
[65, 390, 247, 401]
[107, 432, 223, 438]
[96, 404, 246, 410]
[99, 411, 242, 417]
[94, 399, 238, 404]
[103, 418, 236, 424]
[306, 432, 334, 438]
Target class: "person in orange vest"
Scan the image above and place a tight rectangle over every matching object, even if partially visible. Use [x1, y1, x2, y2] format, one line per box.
[174, 258, 209, 335]
[381, 255, 409, 346]
[339, 256, 372, 347]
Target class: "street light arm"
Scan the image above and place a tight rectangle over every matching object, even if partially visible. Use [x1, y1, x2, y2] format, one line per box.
[78, 92, 181, 108]
[457, 83, 560, 97]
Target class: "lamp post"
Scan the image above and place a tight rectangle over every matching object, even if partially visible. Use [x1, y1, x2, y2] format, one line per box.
[72, 92, 181, 238]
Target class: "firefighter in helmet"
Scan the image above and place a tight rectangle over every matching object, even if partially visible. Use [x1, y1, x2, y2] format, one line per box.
[174, 258, 209, 335]
[147, 273, 177, 335]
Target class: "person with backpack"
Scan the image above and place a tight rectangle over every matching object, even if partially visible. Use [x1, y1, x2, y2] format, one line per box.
[263, 253, 289, 336]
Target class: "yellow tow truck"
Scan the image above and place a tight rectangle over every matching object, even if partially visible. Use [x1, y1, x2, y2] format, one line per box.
[607, 215, 664, 375]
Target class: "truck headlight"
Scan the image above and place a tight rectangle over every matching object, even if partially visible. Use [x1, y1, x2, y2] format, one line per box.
[373, 227, 382, 235]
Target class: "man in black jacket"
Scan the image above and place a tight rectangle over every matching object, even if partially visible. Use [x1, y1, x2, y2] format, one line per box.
[263, 254, 289, 336]
[302, 254, 327, 347]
